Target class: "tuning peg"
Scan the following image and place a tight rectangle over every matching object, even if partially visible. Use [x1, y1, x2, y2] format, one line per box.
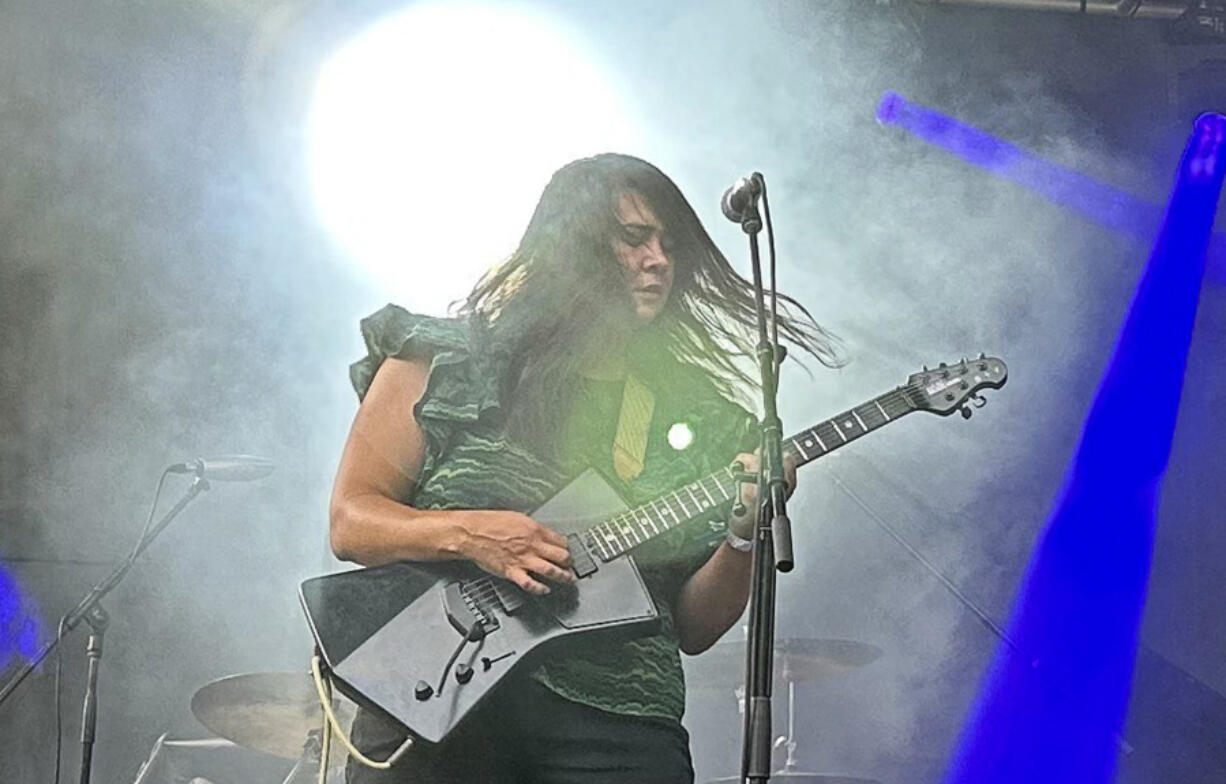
[971, 393, 987, 408]
[939, 362, 947, 369]
[960, 406, 973, 420]
[978, 352, 986, 360]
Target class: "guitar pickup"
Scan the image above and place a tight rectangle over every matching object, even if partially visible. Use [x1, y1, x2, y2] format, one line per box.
[491, 580, 525, 615]
[568, 534, 598, 578]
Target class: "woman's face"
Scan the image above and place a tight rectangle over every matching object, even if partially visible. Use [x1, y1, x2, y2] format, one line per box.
[611, 191, 675, 325]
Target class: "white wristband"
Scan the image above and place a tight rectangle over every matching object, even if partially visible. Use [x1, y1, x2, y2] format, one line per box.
[725, 529, 754, 552]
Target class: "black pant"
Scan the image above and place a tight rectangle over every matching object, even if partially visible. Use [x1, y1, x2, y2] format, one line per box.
[346, 676, 694, 784]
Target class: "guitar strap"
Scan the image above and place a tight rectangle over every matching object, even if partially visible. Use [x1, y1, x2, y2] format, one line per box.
[611, 373, 655, 481]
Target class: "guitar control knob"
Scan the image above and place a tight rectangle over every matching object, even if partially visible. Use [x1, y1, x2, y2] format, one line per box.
[414, 680, 434, 701]
[455, 663, 474, 684]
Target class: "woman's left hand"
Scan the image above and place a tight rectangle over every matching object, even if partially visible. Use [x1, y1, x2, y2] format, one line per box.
[728, 450, 798, 540]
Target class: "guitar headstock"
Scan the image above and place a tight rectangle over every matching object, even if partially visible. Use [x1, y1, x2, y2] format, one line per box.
[907, 354, 1008, 419]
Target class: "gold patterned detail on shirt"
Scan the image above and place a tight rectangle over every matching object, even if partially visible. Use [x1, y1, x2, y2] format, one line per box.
[612, 374, 655, 481]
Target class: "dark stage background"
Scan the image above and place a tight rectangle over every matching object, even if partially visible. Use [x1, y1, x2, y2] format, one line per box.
[1, 2, 1223, 782]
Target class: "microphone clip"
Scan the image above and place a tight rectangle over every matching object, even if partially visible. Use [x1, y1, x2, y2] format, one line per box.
[167, 459, 204, 476]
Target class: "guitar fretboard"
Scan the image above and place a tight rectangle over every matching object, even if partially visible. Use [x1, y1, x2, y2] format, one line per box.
[580, 383, 924, 561]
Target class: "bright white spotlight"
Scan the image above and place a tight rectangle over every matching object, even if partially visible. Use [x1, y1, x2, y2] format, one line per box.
[308, 2, 642, 313]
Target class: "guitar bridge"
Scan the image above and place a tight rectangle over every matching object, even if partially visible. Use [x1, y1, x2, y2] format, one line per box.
[443, 581, 500, 637]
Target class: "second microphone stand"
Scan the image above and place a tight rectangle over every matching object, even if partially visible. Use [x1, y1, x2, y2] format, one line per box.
[0, 473, 211, 784]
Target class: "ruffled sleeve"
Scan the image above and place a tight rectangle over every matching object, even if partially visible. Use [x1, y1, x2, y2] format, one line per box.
[349, 304, 507, 485]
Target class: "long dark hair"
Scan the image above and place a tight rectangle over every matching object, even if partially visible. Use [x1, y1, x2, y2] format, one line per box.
[458, 153, 842, 454]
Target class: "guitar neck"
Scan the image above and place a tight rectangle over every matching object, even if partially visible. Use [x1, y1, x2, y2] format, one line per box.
[581, 384, 923, 561]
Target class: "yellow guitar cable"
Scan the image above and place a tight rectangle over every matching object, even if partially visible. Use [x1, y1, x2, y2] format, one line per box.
[310, 652, 416, 776]
[317, 661, 331, 784]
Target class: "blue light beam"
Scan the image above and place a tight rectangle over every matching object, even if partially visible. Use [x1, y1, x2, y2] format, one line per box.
[0, 565, 44, 673]
[876, 91, 1226, 280]
[942, 113, 1226, 784]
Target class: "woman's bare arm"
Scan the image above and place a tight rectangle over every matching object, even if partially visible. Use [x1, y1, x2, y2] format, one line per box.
[329, 357, 572, 595]
[673, 452, 796, 655]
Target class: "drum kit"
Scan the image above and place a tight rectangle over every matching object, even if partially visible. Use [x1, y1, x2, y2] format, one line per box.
[688, 638, 884, 784]
[166, 637, 884, 783]
[133, 672, 355, 784]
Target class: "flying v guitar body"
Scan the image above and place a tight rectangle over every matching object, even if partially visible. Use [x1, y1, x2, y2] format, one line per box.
[299, 469, 660, 745]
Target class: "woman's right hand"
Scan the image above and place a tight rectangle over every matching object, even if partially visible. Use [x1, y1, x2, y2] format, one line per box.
[459, 510, 575, 595]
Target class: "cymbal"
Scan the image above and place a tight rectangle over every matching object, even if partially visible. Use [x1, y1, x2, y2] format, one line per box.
[707, 775, 880, 783]
[190, 672, 355, 760]
[688, 638, 882, 688]
[161, 738, 239, 750]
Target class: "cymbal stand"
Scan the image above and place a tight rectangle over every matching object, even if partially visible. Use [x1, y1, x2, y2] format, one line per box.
[734, 676, 802, 776]
[283, 727, 353, 784]
[280, 729, 324, 784]
[776, 680, 799, 774]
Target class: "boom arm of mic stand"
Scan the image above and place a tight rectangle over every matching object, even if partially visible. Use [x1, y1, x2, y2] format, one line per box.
[0, 475, 210, 709]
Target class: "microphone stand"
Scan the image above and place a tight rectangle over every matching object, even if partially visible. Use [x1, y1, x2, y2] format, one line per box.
[734, 174, 794, 784]
[0, 474, 210, 784]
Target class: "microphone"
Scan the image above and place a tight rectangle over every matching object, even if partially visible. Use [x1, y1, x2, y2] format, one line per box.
[168, 455, 276, 482]
[720, 172, 764, 223]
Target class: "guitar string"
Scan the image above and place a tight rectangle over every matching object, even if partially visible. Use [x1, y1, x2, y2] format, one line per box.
[589, 375, 985, 557]
[459, 372, 995, 596]
[595, 383, 921, 551]
[469, 370, 903, 594]
[461, 374, 993, 572]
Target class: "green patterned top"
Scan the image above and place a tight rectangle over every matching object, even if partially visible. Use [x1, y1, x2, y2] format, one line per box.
[349, 304, 756, 723]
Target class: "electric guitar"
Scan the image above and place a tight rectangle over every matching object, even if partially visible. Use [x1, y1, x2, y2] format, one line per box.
[300, 355, 1008, 744]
